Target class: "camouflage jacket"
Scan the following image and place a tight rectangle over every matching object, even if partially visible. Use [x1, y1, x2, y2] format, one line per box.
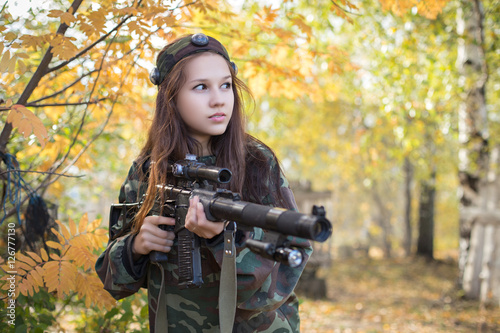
[95, 143, 312, 332]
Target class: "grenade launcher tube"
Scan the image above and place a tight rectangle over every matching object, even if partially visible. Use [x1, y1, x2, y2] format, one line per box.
[191, 189, 331, 242]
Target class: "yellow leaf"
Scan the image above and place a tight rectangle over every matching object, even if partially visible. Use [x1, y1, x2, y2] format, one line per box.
[15, 267, 27, 276]
[49, 253, 61, 261]
[50, 228, 66, 243]
[69, 234, 86, 248]
[55, 220, 71, 240]
[17, 252, 37, 267]
[76, 273, 116, 309]
[18, 274, 38, 297]
[94, 229, 108, 236]
[30, 267, 44, 287]
[14, 261, 32, 272]
[291, 17, 312, 38]
[67, 246, 95, 270]
[40, 248, 49, 261]
[0, 50, 10, 72]
[20, 34, 44, 50]
[43, 260, 77, 298]
[6, 106, 22, 124]
[17, 118, 31, 136]
[87, 218, 102, 233]
[78, 214, 88, 234]
[69, 218, 77, 236]
[60, 12, 76, 26]
[4, 31, 16, 41]
[49, 35, 78, 60]
[47, 9, 76, 25]
[7, 54, 16, 73]
[46, 240, 63, 250]
[6, 105, 49, 147]
[17, 59, 26, 74]
[26, 251, 42, 263]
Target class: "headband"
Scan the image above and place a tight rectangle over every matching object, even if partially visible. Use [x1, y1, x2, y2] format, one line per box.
[149, 33, 237, 86]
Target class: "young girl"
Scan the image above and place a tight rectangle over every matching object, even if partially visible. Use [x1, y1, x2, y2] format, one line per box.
[96, 33, 312, 333]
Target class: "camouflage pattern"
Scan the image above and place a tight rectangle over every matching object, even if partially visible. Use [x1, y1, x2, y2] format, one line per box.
[155, 34, 231, 86]
[95, 142, 312, 332]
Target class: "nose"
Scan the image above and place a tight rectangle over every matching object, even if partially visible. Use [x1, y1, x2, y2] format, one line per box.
[209, 89, 225, 108]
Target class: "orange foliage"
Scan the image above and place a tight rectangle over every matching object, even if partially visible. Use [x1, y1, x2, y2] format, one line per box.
[0, 214, 115, 309]
[379, 0, 450, 19]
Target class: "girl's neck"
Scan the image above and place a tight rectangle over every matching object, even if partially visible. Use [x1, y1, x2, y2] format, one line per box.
[188, 134, 212, 157]
[199, 140, 210, 157]
[192, 138, 211, 157]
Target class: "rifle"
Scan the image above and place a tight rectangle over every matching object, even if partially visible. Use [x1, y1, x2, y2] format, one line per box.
[109, 154, 332, 289]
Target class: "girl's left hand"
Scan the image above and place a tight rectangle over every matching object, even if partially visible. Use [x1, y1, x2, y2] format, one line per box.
[185, 196, 224, 238]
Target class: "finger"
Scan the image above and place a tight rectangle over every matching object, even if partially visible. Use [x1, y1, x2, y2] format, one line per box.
[145, 215, 176, 226]
[141, 231, 173, 247]
[148, 241, 173, 254]
[133, 233, 174, 255]
[185, 200, 199, 231]
[165, 231, 176, 241]
[196, 201, 206, 219]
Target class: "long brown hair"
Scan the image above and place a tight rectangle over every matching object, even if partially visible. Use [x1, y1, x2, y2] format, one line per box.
[132, 38, 288, 232]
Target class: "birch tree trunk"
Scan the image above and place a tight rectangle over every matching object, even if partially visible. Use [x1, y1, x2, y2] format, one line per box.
[456, 0, 500, 305]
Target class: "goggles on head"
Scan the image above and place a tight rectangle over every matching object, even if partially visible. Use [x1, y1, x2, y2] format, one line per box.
[150, 33, 238, 86]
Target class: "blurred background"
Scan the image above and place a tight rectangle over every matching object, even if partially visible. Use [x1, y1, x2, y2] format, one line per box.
[0, 0, 499, 332]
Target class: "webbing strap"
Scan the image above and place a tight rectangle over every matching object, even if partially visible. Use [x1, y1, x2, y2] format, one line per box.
[153, 262, 168, 333]
[219, 222, 237, 333]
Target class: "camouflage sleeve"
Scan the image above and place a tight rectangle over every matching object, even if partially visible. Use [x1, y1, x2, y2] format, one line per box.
[95, 162, 149, 300]
[209, 145, 313, 314]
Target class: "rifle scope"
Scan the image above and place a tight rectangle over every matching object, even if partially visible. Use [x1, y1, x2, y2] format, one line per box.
[172, 155, 232, 184]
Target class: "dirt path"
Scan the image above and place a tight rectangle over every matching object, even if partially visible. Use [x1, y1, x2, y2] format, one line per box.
[299, 258, 500, 333]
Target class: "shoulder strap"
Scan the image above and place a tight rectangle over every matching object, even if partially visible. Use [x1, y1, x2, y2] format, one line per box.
[153, 262, 168, 333]
[219, 221, 237, 333]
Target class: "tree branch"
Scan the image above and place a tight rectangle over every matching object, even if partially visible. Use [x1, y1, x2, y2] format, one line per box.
[28, 99, 108, 108]
[0, 99, 108, 111]
[330, 0, 359, 15]
[0, 169, 84, 178]
[46, 14, 134, 74]
[0, 0, 84, 155]
[27, 69, 100, 105]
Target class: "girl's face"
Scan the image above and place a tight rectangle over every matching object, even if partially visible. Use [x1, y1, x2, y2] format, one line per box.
[176, 52, 234, 153]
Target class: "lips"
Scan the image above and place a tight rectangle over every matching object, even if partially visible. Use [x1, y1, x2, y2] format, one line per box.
[209, 113, 226, 120]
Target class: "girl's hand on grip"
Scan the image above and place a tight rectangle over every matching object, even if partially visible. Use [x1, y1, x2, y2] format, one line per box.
[132, 215, 176, 261]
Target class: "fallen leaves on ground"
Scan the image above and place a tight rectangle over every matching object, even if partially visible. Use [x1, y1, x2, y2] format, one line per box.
[299, 257, 500, 333]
